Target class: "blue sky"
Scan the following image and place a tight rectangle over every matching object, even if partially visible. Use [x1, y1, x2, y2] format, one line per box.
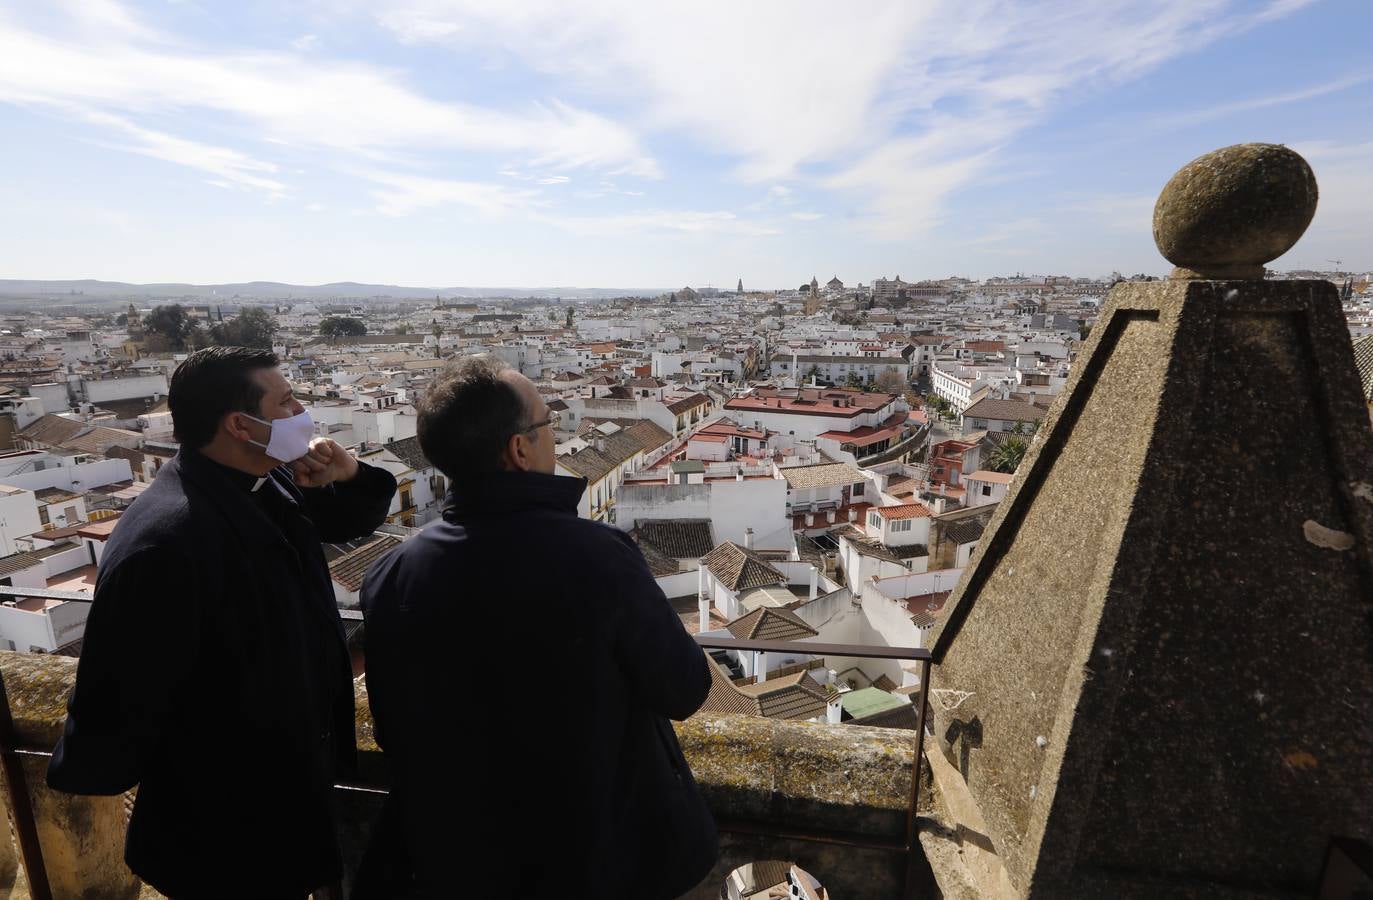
[0, 0, 1368, 288]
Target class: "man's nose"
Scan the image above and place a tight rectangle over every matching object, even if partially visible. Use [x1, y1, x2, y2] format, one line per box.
[289, 399, 306, 415]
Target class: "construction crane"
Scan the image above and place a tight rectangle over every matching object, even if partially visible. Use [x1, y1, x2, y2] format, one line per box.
[1327, 258, 1344, 273]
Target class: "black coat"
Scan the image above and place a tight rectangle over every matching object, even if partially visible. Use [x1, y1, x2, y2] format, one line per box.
[47, 448, 396, 899]
[359, 470, 716, 899]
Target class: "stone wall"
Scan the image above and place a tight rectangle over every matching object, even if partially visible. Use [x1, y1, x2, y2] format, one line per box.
[0, 652, 932, 899]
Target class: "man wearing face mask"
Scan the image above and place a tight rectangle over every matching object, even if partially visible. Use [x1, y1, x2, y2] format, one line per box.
[48, 346, 397, 899]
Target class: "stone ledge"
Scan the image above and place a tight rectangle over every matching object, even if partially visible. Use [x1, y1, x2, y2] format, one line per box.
[0, 652, 933, 899]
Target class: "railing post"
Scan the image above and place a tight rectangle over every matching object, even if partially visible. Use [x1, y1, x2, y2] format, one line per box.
[905, 656, 932, 900]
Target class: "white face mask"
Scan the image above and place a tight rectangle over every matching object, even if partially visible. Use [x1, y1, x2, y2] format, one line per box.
[243, 409, 315, 462]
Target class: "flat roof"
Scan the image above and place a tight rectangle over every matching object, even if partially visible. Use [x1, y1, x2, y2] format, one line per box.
[842, 687, 908, 719]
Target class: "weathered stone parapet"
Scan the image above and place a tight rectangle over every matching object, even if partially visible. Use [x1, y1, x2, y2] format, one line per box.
[675, 713, 926, 898]
[0, 653, 931, 899]
[0, 652, 146, 900]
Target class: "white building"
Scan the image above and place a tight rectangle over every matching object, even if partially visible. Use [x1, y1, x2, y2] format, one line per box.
[965, 470, 1013, 507]
[0, 485, 43, 556]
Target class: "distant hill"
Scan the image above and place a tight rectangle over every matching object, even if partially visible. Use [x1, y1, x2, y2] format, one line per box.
[0, 279, 667, 303]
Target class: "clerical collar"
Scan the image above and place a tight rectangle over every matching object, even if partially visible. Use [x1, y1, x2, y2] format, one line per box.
[197, 451, 272, 495]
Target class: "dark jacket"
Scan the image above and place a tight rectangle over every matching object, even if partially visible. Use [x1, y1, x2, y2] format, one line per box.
[359, 470, 716, 899]
[47, 448, 396, 899]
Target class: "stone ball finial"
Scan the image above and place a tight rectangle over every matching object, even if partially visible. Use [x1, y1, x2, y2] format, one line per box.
[1152, 143, 1317, 280]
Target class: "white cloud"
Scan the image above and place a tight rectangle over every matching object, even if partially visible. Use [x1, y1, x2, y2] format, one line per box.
[362, 170, 540, 216]
[1282, 139, 1373, 265]
[0, 2, 660, 194]
[370, 0, 1316, 237]
[541, 209, 780, 238]
[791, 211, 823, 221]
[1059, 193, 1155, 235]
[537, 175, 571, 185]
[83, 111, 287, 194]
[291, 33, 321, 52]
[1154, 72, 1373, 131]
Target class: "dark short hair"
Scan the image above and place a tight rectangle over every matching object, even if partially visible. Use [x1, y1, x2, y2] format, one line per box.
[418, 356, 530, 482]
[169, 346, 280, 449]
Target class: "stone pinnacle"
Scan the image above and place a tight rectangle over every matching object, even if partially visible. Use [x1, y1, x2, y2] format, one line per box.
[1152, 142, 1318, 280]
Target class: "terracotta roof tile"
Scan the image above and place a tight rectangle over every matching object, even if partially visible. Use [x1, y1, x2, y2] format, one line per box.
[961, 397, 1045, 422]
[725, 606, 818, 642]
[328, 534, 402, 592]
[737, 671, 829, 720]
[702, 542, 786, 592]
[875, 502, 932, 520]
[386, 436, 430, 471]
[781, 462, 866, 491]
[698, 657, 763, 717]
[636, 519, 714, 560]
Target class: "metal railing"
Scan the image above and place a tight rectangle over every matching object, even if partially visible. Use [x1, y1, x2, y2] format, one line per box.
[0, 587, 934, 900]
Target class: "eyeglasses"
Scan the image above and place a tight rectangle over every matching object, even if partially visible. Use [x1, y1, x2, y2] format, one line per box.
[521, 417, 552, 434]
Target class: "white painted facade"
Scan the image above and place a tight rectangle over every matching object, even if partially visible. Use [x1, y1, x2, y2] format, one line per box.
[0, 488, 43, 556]
[0, 453, 133, 496]
[614, 479, 792, 550]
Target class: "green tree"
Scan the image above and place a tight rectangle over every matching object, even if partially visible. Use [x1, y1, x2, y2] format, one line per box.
[844, 371, 864, 389]
[319, 316, 366, 337]
[144, 304, 196, 350]
[986, 435, 1028, 473]
[208, 307, 278, 349]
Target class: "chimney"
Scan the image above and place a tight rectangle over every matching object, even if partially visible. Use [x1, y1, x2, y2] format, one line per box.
[826, 509, 836, 524]
[743, 527, 754, 550]
[809, 565, 818, 601]
[754, 650, 767, 684]
[848, 507, 858, 522]
[698, 594, 710, 634]
[805, 513, 815, 527]
[827, 691, 843, 724]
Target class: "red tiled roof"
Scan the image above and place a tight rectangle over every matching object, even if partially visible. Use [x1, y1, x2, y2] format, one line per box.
[816, 411, 907, 447]
[875, 503, 932, 520]
[725, 386, 894, 418]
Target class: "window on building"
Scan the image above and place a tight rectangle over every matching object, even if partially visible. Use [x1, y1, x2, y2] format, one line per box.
[853, 483, 864, 497]
[982, 485, 992, 496]
[868, 512, 880, 529]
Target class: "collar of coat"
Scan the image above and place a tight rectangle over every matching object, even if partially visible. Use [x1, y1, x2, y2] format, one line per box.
[171, 448, 302, 557]
[443, 469, 587, 520]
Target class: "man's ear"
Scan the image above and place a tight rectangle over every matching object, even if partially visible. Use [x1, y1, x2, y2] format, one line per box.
[223, 411, 254, 442]
[504, 432, 531, 472]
